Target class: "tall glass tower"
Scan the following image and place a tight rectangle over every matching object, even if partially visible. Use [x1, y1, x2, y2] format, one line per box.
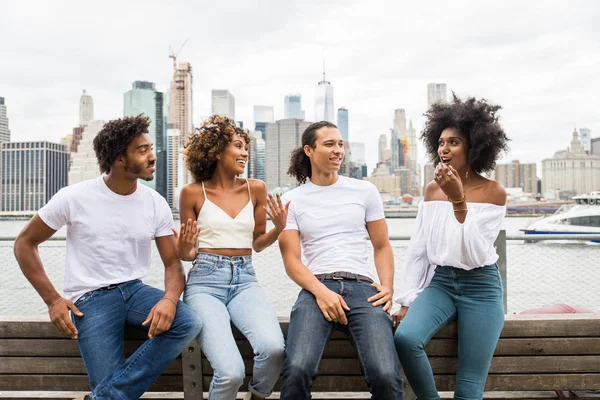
[315, 65, 334, 123]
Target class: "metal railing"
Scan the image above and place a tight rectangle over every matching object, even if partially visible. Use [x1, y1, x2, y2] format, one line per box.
[2, 232, 599, 316]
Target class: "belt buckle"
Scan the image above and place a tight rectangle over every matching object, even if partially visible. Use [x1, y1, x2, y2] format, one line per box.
[106, 284, 118, 290]
[331, 273, 344, 280]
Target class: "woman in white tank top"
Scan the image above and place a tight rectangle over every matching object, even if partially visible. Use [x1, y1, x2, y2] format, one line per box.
[175, 115, 290, 400]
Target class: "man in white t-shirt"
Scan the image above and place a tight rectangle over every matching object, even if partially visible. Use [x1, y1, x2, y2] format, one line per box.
[278, 121, 403, 399]
[14, 115, 202, 400]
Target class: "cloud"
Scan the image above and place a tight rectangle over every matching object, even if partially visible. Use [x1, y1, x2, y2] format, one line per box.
[1, 0, 598, 176]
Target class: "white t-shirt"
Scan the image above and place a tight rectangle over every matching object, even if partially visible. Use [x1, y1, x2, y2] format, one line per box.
[38, 177, 174, 302]
[282, 176, 385, 279]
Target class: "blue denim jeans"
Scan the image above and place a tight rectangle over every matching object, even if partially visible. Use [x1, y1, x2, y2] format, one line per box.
[71, 279, 202, 400]
[394, 265, 505, 400]
[183, 252, 285, 400]
[280, 277, 403, 400]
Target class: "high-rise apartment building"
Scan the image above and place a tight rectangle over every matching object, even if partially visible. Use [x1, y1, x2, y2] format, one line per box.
[254, 105, 275, 139]
[315, 69, 334, 123]
[427, 83, 447, 108]
[1, 141, 68, 213]
[494, 160, 538, 194]
[337, 107, 348, 141]
[0, 97, 10, 143]
[265, 119, 312, 191]
[284, 94, 304, 119]
[248, 132, 266, 182]
[166, 62, 193, 208]
[124, 81, 166, 197]
[212, 90, 235, 120]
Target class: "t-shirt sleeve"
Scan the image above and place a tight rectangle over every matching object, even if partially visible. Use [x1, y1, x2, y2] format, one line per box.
[365, 183, 385, 222]
[37, 188, 71, 231]
[282, 195, 299, 231]
[155, 196, 174, 238]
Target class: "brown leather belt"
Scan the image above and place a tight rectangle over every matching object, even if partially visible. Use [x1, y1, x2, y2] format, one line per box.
[314, 271, 374, 284]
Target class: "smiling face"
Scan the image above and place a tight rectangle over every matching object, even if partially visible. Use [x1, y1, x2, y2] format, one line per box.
[305, 127, 344, 173]
[437, 127, 469, 171]
[218, 133, 249, 175]
[123, 133, 156, 181]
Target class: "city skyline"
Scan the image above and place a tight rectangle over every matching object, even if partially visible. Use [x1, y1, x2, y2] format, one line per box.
[2, 0, 599, 173]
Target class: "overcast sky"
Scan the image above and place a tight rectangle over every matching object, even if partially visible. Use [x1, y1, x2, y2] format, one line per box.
[1, 0, 599, 171]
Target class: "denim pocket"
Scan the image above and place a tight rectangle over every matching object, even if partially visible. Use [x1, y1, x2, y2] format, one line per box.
[190, 259, 218, 276]
[245, 263, 256, 276]
[74, 290, 95, 307]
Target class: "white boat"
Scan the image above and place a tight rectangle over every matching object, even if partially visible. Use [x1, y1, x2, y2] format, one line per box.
[522, 192, 600, 241]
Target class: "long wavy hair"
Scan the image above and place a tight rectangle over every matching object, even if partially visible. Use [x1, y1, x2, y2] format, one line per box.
[287, 121, 338, 184]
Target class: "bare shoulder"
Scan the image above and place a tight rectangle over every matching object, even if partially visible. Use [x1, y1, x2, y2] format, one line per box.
[180, 182, 203, 199]
[247, 179, 267, 196]
[482, 179, 507, 206]
[424, 180, 442, 201]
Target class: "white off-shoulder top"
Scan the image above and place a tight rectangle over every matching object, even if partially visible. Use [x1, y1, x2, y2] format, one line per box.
[395, 201, 506, 307]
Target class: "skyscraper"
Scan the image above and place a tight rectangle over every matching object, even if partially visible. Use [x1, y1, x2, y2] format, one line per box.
[0, 97, 10, 143]
[391, 109, 407, 170]
[315, 66, 334, 123]
[265, 119, 312, 191]
[378, 134, 388, 163]
[68, 120, 106, 185]
[579, 128, 592, 153]
[166, 62, 193, 208]
[79, 90, 94, 126]
[337, 107, 348, 141]
[212, 90, 235, 120]
[248, 132, 266, 182]
[427, 83, 447, 108]
[1, 141, 68, 212]
[284, 94, 304, 119]
[254, 105, 275, 139]
[124, 81, 166, 197]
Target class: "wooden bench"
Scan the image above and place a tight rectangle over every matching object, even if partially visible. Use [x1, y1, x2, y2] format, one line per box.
[1, 315, 599, 399]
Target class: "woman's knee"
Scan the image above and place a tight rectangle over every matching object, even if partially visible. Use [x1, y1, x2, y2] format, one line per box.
[394, 325, 426, 353]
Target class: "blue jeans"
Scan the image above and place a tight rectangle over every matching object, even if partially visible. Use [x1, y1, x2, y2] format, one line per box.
[394, 265, 505, 400]
[280, 277, 403, 400]
[184, 252, 285, 399]
[71, 279, 202, 400]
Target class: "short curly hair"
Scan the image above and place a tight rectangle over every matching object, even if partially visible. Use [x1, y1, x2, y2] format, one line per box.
[185, 115, 250, 182]
[421, 93, 510, 174]
[92, 114, 150, 174]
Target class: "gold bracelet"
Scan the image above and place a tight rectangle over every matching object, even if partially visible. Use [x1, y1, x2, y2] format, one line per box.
[161, 297, 178, 306]
[48, 297, 63, 311]
[448, 194, 467, 204]
[453, 208, 468, 212]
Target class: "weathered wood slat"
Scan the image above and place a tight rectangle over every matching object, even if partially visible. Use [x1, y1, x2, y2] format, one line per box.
[3, 315, 599, 339]
[198, 356, 600, 375]
[0, 376, 183, 391]
[0, 357, 182, 374]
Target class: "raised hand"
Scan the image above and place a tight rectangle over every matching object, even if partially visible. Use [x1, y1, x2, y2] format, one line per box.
[434, 162, 465, 201]
[173, 218, 200, 260]
[265, 193, 290, 233]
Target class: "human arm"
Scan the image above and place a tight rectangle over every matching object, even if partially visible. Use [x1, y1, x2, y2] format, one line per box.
[366, 219, 394, 313]
[14, 215, 83, 339]
[252, 181, 290, 253]
[176, 185, 200, 261]
[142, 234, 186, 338]
[278, 228, 351, 324]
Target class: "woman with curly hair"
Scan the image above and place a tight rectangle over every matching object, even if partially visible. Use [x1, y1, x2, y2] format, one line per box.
[392, 94, 510, 399]
[175, 115, 287, 400]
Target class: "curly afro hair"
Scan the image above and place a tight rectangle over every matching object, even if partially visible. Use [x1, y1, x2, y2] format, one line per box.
[92, 114, 150, 174]
[185, 115, 250, 182]
[288, 121, 338, 184]
[421, 93, 510, 174]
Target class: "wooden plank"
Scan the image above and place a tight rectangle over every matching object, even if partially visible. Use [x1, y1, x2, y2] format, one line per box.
[432, 374, 600, 391]
[423, 338, 600, 356]
[181, 339, 203, 399]
[0, 340, 181, 357]
[0, 392, 185, 399]
[0, 376, 184, 391]
[0, 357, 182, 375]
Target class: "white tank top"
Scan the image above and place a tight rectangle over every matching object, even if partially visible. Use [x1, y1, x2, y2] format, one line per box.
[196, 179, 254, 249]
